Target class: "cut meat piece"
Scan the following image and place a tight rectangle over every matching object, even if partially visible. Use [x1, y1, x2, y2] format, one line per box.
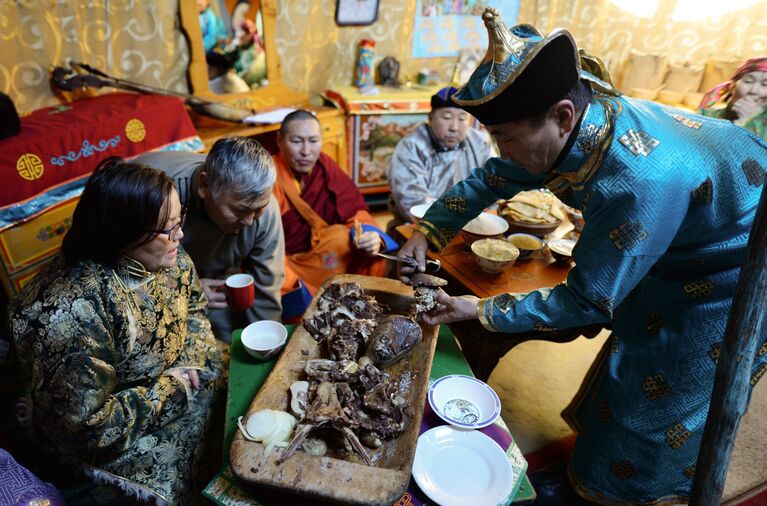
[411, 273, 448, 318]
[366, 315, 422, 368]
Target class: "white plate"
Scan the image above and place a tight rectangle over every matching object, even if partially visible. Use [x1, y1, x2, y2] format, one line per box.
[429, 375, 501, 429]
[410, 203, 432, 220]
[412, 426, 514, 506]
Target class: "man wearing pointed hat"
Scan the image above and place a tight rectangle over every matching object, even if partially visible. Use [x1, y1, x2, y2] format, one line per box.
[399, 7, 767, 504]
[388, 86, 496, 227]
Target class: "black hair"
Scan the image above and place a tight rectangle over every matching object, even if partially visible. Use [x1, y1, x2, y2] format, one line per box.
[527, 79, 592, 126]
[206, 50, 236, 72]
[0, 92, 20, 140]
[62, 156, 175, 267]
[279, 109, 320, 136]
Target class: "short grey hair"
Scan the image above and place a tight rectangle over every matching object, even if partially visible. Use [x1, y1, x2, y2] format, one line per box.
[203, 137, 276, 201]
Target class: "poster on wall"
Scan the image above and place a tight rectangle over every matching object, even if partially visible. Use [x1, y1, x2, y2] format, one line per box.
[411, 0, 520, 58]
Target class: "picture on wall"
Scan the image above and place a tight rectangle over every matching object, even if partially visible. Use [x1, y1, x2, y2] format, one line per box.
[412, 0, 520, 58]
[335, 0, 380, 26]
[352, 113, 426, 189]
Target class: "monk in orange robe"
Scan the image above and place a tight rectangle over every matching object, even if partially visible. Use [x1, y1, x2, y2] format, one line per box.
[273, 110, 398, 313]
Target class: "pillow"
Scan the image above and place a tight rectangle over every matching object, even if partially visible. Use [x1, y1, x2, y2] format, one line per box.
[619, 50, 669, 92]
[663, 61, 705, 93]
[700, 57, 743, 93]
[627, 87, 661, 101]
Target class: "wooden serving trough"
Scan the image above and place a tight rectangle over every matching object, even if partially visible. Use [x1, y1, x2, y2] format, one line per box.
[229, 274, 439, 505]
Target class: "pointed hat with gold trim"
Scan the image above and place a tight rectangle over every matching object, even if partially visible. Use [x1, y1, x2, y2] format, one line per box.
[451, 8, 580, 125]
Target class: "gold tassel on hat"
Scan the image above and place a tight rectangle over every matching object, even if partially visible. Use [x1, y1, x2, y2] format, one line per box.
[480, 8, 536, 66]
[579, 49, 622, 97]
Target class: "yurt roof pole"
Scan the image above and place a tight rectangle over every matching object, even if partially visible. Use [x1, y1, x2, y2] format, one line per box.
[690, 183, 767, 504]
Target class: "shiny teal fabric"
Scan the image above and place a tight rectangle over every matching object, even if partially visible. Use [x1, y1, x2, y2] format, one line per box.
[418, 94, 767, 504]
[456, 24, 544, 103]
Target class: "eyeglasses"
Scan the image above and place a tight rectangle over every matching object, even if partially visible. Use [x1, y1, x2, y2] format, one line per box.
[148, 206, 188, 241]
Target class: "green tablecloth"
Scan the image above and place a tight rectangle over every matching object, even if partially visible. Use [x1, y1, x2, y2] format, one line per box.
[203, 325, 535, 505]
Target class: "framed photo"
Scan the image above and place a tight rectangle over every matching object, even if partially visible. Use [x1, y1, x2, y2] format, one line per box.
[335, 0, 380, 26]
[352, 113, 425, 189]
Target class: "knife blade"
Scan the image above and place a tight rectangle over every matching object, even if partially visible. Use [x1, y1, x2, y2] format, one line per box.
[375, 252, 441, 272]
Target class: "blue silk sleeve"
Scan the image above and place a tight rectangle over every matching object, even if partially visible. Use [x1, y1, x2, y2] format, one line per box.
[479, 167, 691, 333]
[416, 157, 547, 250]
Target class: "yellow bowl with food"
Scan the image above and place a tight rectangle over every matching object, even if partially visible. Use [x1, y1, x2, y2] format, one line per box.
[507, 233, 545, 260]
[471, 238, 519, 274]
[460, 212, 509, 247]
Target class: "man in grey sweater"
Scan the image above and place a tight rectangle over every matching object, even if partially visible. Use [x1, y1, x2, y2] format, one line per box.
[137, 137, 284, 342]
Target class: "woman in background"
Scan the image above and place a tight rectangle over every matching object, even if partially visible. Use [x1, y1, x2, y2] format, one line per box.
[697, 57, 767, 140]
[5, 157, 228, 504]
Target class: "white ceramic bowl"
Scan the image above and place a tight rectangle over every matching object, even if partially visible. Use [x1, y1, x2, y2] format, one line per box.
[461, 212, 509, 246]
[548, 238, 577, 265]
[241, 320, 288, 360]
[428, 375, 501, 429]
[409, 203, 431, 223]
[471, 238, 519, 274]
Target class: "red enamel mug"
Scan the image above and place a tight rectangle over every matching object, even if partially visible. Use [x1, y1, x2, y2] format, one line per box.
[225, 274, 254, 310]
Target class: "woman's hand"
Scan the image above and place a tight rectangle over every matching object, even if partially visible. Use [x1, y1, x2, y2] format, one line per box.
[421, 289, 481, 325]
[181, 369, 201, 390]
[200, 278, 228, 309]
[356, 231, 383, 255]
[732, 96, 763, 124]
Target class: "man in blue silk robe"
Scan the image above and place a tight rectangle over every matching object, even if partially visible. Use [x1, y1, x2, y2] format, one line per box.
[399, 7, 767, 505]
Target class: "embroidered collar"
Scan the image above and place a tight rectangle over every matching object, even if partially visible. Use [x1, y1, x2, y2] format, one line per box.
[546, 96, 618, 192]
[116, 256, 156, 290]
[114, 257, 156, 316]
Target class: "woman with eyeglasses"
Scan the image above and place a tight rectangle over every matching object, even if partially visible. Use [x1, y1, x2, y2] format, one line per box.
[4, 157, 228, 504]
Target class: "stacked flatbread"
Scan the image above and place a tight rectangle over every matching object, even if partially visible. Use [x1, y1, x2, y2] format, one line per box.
[498, 191, 564, 224]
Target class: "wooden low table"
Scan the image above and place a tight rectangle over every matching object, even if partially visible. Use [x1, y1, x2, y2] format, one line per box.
[395, 223, 596, 381]
[395, 223, 572, 299]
